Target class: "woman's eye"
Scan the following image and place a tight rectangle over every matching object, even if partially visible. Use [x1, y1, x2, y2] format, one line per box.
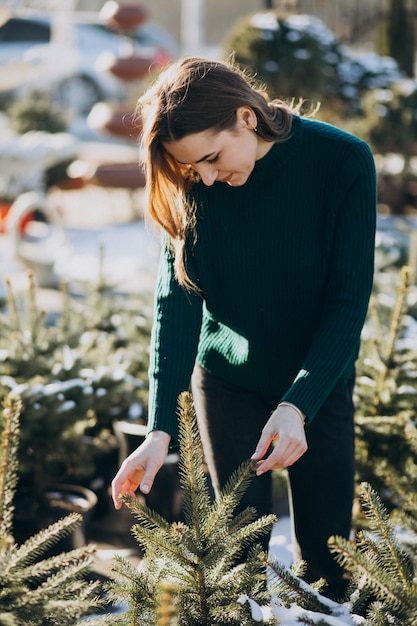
[207, 155, 219, 164]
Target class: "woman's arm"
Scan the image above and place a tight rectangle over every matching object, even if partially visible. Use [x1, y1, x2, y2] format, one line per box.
[147, 235, 203, 445]
[280, 141, 377, 424]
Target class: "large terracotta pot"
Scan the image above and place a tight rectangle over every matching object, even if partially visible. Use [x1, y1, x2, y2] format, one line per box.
[88, 103, 141, 140]
[92, 163, 146, 189]
[97, 50, 156, 81]
[99, 1, 148, 32]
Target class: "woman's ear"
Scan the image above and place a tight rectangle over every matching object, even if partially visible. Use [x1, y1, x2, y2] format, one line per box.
[236, 106, 257, 130]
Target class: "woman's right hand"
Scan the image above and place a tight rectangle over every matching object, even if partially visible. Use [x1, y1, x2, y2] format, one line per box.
[111, 430, 171, 510]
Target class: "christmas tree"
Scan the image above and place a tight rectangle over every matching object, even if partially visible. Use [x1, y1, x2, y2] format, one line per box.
[105, 392, 276, 626]
[0, 270, 150, 515]
[330, 482, 417, 626]
[103, 390, 417, 625]
[354, 265, 417, 508]
[0, 395, 100, 625]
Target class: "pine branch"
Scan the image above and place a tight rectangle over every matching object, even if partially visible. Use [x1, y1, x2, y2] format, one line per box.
[4, 512, 82, 571]
[4, 279, 21, 336]
[15, 545, 96, 583]
[203, 461, 257, 545]
[0, 396, 21, 544]
[15, 559, 96, 605]
[122, 495, 172, 532]
[372, 266, 411, 415]
[131, 524, 198, 570]
[329, 535, 404, 610]
[267, 555, 333, 614]
[176, 392, 211, 550]
[360, 482, 414, 594]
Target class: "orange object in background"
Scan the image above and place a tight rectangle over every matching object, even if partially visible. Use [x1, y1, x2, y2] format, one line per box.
[0, 201, 12, 234]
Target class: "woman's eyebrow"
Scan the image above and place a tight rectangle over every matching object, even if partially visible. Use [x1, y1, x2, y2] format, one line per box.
[177, 151, 216, 165]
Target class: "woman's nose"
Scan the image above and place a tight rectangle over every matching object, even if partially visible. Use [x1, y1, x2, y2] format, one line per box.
[198, 164, 218, 186]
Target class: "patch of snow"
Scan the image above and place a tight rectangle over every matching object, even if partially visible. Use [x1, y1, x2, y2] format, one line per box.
[250, 13, 279, 32]
[268, 516, 293, 568]
[293, 49, 312, 61]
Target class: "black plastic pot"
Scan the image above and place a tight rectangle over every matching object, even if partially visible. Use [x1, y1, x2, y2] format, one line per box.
[13, 483, 97, 554]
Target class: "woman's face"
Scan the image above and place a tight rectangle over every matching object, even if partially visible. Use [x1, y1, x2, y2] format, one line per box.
[162, 107, 272, 187]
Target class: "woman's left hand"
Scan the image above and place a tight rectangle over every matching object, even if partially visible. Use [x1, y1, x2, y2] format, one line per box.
[251, 403, 308, 474]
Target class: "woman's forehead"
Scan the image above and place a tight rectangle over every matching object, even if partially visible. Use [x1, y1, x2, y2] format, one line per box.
[163, 129, 223, 164]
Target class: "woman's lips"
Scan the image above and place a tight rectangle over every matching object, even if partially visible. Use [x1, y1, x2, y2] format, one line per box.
[219, 174, 233, 183]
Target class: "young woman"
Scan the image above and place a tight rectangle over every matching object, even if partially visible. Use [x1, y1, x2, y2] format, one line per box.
[111, 57, 376, 599]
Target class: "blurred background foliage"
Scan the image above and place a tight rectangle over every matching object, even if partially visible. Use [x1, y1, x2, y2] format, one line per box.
[222, 1, 417, 216]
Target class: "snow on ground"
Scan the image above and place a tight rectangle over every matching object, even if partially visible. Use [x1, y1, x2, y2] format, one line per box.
[0, 186, 161, 300]
[269, 516, 293, 568]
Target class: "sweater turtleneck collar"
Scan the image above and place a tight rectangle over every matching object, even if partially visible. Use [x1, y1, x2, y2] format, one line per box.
[250, 113, 304, 180]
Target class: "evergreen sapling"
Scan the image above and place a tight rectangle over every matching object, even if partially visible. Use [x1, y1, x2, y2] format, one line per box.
[104, 391, 277, 626]
[0, 395, 100, 625]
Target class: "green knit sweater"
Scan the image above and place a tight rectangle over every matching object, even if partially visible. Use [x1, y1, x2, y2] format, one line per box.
[147, 113, 377, 443]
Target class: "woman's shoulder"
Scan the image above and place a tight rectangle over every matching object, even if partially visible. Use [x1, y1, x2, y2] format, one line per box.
[298, 114, 374, 172]
[299, 115, 369, 151]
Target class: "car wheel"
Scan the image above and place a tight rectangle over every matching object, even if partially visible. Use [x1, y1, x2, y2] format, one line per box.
[55, 74, 102, 117]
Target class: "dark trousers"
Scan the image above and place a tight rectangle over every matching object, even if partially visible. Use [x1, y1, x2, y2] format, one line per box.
[191, 362, 355, 599]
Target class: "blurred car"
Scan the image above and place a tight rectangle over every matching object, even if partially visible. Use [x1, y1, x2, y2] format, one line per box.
[0, 12, 178, 116]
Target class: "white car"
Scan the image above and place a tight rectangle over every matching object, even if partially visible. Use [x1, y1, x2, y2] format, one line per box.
[0, 12, 178, 116]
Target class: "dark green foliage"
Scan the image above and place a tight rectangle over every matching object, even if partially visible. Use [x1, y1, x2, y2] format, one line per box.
[224, 11, 402, 117]
[355, 266, 417, 505]
[105, 392, 276, 625]
[103, 388, 417, 625]
[361, 80, 417, 173]
[0, 271, 150, 507]
[329, 482, 417, 626]
[225, 12, 342, 104]
[7, 91, 68, 134]
[0, 396, 100, 625]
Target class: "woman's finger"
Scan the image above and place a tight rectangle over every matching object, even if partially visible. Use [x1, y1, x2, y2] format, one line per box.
[112, 466, 144, 509]
[256, 439, 305, 473]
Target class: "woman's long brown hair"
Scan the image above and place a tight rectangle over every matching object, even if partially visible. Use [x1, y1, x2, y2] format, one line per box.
[138, 57, 312, 292]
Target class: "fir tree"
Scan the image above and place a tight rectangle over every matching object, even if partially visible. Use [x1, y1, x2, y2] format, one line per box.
[329, 482, 417, 626]
[0, 395, 100, 625]
[103, 392, 417, 625]
[243, 481, 417, 624]
[354, 265, 417, 506]
[0, 272, 150, 513]
[104, 392, 276, 626]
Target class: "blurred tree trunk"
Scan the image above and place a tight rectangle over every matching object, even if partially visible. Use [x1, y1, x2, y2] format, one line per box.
[263, 0, 274, 8]
[388, 0, 415, 77]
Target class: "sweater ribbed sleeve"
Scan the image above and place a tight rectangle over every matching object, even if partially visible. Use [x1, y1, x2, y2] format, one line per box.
[146, 236, 202, 445]
[281, 141, 376, 422]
